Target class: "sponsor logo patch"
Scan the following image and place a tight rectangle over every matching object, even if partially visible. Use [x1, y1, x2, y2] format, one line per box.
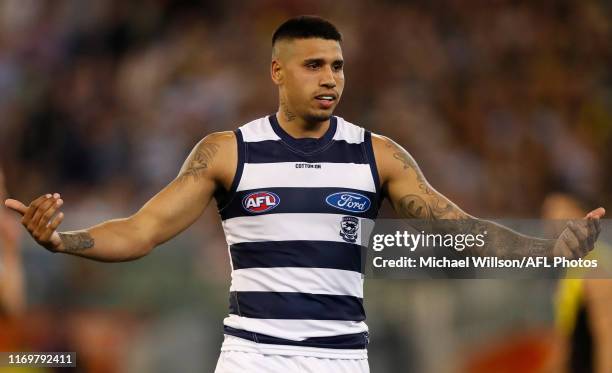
[242, 191, 280, 213]
[326, 192, 371, 213]
[339, 216, 359, 243]
[295, 163, 322, 169]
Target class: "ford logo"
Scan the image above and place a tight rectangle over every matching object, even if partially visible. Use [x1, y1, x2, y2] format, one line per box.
[326, 192, 371, 213]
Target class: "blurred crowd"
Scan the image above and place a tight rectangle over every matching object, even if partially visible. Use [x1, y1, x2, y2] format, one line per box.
[0, 0, 610, 372]
[0, 0, 610, 216]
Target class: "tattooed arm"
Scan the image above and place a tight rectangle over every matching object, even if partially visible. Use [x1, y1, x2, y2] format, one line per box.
[4, 132, 237, 262]
[372, 134, 604, 259]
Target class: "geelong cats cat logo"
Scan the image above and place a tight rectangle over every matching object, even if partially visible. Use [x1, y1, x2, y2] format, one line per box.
[340, 216, 359, 243]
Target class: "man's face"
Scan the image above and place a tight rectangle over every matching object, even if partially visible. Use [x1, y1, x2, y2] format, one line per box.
[272, 38, 344, 122]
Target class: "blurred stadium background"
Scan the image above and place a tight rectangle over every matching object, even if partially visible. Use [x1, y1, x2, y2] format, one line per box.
[0, 0, 610, 372]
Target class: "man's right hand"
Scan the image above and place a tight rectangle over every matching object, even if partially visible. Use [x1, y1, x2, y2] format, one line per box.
[4, 193, 65, 253]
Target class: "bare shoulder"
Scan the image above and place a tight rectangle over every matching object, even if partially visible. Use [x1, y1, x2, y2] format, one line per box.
[370, 133, 421, 185]
[371, 133, 406, 155]
[177, 131, 237, 188]
[205, 131, 237, 165]
[204, 130, 236, 144]
[371, 133, 392, 146]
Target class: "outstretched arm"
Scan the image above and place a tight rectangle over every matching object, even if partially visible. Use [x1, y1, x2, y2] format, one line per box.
[4, 131, 236, 262]
[372, 134, 605, 259]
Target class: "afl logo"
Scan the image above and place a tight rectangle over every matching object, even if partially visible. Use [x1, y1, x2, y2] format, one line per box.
[242, 191, 280, 213]
[326, 192, 371, 213]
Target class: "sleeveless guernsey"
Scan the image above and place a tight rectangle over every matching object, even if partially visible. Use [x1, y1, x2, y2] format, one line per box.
[216, 114, 381, 358]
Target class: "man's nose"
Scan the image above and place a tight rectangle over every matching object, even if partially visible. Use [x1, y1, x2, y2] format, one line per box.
[320, 67, 336, 88]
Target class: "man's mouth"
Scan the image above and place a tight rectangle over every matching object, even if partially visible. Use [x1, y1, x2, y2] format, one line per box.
[315, 94, 336, 103]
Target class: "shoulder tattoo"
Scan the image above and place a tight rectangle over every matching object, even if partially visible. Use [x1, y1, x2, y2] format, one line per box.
[177, 142, 220, 183]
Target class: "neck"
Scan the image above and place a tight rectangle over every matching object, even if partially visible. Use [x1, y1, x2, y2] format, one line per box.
[275, 109, 330, 139]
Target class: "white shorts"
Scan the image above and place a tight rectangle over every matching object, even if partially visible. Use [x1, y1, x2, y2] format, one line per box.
[214, 350, 370, 373]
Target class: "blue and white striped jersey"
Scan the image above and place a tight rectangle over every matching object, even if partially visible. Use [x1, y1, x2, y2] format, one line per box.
[216, 114, 381, 357]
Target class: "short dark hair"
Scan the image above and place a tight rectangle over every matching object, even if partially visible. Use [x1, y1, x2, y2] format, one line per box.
[272, 16, 342, 46]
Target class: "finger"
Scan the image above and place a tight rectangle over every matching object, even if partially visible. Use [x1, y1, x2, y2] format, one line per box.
[39, 212, 64, 242]
[33, 199, 63, 238]
[4, 199, 28, 215]
[561, 228, 581, 259]
[586, 218, 596, 249]
[22, 195, 52, 224]
[585, 207, 606, 219]
[555, 237, 574, 259]
[28, 197, 59, 232]
[567, 220, 589, 255]
[32, 198, 63, 230]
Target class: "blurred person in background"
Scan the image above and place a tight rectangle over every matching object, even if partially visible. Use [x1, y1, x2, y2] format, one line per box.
[542, 193, 612, 373]
[2, 14, 606, 373]
[0, 167, 25, 318]
[0, 167, 47, 373]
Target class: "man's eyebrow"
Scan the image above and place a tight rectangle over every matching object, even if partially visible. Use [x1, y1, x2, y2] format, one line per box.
[302, 58, 344, 64]
[303, 58, 325, 64]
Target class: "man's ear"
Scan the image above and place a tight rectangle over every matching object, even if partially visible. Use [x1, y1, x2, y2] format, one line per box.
[271, 59, 283, 85]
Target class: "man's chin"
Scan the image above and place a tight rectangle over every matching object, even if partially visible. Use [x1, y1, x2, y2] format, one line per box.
[305, 109, 334, 123]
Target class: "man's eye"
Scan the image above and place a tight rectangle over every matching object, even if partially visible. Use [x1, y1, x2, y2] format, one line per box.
[307, 63, 319, 69]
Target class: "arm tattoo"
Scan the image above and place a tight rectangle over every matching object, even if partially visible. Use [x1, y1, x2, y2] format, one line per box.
[177, 142, 220, 183]
[466, 221, 554, 259]
[387, 138, 554, 258]
[389, 140, 465, 221]
[398, 195, 433, 220]
[527, 240, 551, 256]
[393, 152, 416, 170]
[389, 140, 461, 219]
[398, 195, 461, 220]
[59, 231, 94, 252]
[397, 194, 555, 258]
